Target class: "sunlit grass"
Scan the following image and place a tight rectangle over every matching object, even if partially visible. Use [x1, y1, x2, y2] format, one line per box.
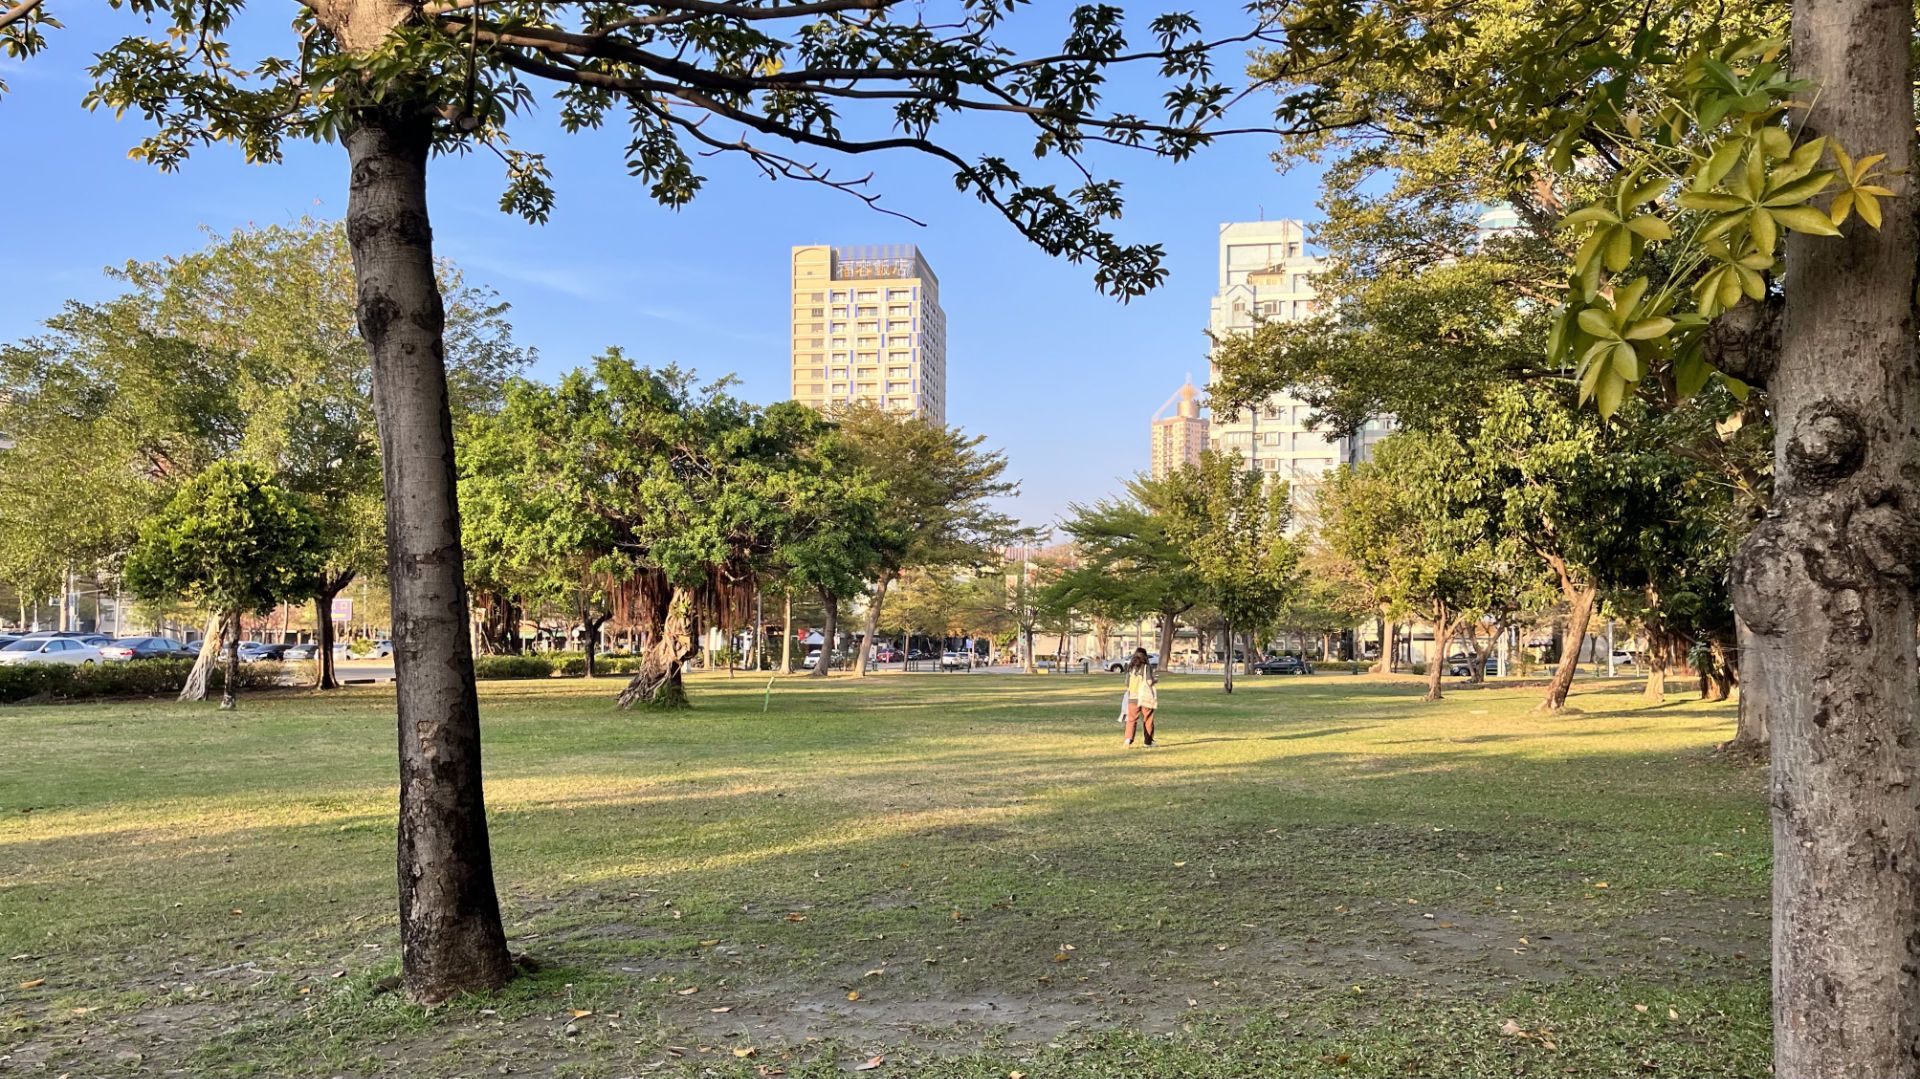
[0, 670, 1768, 1076]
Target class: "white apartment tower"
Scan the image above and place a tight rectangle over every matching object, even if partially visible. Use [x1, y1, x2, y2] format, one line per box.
[790, 244, 947, 423]
[1206, 220, 1389, 512]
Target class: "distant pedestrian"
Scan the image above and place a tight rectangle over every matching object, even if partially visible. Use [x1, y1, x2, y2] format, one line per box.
[1124, 647, 1157, 747]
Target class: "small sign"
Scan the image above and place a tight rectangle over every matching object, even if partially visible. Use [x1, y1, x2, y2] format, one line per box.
[330, 597, 354, 622]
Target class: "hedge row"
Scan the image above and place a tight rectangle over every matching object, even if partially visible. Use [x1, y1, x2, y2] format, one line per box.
[472, 653, 645, 679]
[0, 659, 288, 704]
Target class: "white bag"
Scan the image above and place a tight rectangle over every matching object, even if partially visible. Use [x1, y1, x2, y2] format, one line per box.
[1117, 689, 1130, 724]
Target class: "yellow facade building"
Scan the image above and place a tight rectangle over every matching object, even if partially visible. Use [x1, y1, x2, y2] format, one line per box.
[1150, 380, 1209, 479]
[790, 244, 947, 422]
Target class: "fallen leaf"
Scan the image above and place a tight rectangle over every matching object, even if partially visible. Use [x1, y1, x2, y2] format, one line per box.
[298, 986, 311, 995]
[1668, 1008, 1680, 1020]
[1593, 881, 1609, 889]
[785, 913, 807, 923]
[1011, 1073, 1027, 1079]
[569, 1009, 593, 1018]
[1500, 1018, 1524, 1036]
[18, 979, 44, 989]
[734, 1047, 757, 1058]
[847, 991, 861, 1001]
[330, 970, 346, 979]
[864, 968, 885, 977]
[710, 1006, 734, 1013]
[230, 909, 244, 916]
[1542, 1039, 1558, 1050]
[854, 1055, 886, 1071]
[699, 939, 720, 946]
[1052, 952, 1070, 963]
[1633, 1003, 1649, 1013]
[1174, 861, 1187, 867]
[676, 986, 699, 996]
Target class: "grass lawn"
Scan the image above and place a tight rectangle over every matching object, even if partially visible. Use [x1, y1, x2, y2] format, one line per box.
[0, 670, 1768, 1077]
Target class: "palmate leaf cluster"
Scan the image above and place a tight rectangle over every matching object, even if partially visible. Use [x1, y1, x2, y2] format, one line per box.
[1546, 35, 1891, 417]
[17, 1, 1288, 300]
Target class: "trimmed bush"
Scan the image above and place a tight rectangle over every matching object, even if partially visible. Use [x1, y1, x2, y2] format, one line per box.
[472, 655, 555, 680]
[0, 658, 284, 704]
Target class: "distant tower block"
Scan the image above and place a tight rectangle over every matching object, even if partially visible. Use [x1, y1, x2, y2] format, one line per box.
[1151, 379, 1209, 479]
[790, 244, 947, 423]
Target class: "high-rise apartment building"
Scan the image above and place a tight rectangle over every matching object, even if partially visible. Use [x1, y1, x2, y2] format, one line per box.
[1205, 220, 1389, 515]
[790, 244, 947, 423]
[1150, 380, 1209, 479]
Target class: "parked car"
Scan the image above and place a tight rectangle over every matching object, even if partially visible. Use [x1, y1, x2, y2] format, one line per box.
[1610, 649, 1637, 667]
[939, 650, 973, 670]
[280, 642, 321, 661]
[1254, 655, 1313, 675]
[873, 645, 901, 663]
[1105, 653, 1160, 673]
[0, 637, 104, 666]
[98, 636, 195, 662]
[236, 641, 287, 662]
[1447, 655, 1501, 677]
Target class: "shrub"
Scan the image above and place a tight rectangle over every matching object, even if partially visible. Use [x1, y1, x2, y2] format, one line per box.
[472, 655, 556, 680]
[1409, 661, 1427, 676]
[0, 658, 284, 704]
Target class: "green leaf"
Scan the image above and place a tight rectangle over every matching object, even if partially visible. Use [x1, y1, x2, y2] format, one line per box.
[1625, 215, 1672, 240]
[1577, 308, 1619, 338]
[1771, 204, 1843, 236]
[1594, 370, 1627, 418]
[1623, 316, 1674, 341]
[1677, 191, 1747, 212]
[1560, 205, 1620, 228]
[1674, 348, 1712, 398]
[1762, 169, 1837, 207]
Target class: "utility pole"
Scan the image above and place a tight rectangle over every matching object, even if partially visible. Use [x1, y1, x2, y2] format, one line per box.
[1606, 619, 1616, 678]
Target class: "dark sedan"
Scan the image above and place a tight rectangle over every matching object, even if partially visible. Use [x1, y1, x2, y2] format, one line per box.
[98, 636, 196, 662]
[1254, 655, 1314, 675]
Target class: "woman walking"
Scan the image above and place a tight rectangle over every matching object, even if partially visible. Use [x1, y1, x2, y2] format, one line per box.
[1124, 647, 1158, 747]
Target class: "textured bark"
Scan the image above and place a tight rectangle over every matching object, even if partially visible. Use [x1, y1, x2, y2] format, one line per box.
[1464, 624, 1490, 684]
[219, 611, 240, 711]
[1155, 610, 1177, 668]
[1372, 613, 1392, 674]
[1701, 636, 1734, 702]
[179, 611, 224, 702]
[1222, 617, 1234, 694]
[582, 613, 608, 678]
[1424, 604, 1457, 703]
[810, 589, 837, 678]
[1641, 631, 1671, 702]
[1730, 615, 1770, 750]
[313, 572, 354, 690]
[1730, 0, 1920, 1068]
[1538, 581, 1597, 712]
[346, 104, 513, 1004]
[619, 587, 694, 708]
[781, 594, 794, 673]
[854, 571, 893, 677]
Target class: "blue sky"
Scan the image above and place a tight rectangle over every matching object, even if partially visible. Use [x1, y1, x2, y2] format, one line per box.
[0, 7, 1323, 529]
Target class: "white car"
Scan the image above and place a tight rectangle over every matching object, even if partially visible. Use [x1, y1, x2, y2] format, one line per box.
[939, 650, 973, 670]
[0, 637, 103, 666]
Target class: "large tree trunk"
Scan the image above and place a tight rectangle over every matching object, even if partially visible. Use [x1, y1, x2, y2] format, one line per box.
[582, 613, 606, 679]
[179, 610, 225, 702]
[781, 594, 794, 673]
[1463, 623, 1489, 684]
[1423, 605, 1452, 703]
[619, 587, 694, 708]
[219, 611, 240, 711]
[1730, 1, 1920, 1068]
[1701, 636, 1734, 702]
[345, 103, 514, 1004]
[854, 571, 893, 677]
[810, 589, 837, 678]
[1371, 612, 1391, 673]
[313, 571, 353, 690]
[1222, 617, 1234, 694]
[1156, 609, 1178, 668]
[1538, 580, 1597, 713]
[1730, 615, 1770, 751]
[1642, 630, 1670, 702]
